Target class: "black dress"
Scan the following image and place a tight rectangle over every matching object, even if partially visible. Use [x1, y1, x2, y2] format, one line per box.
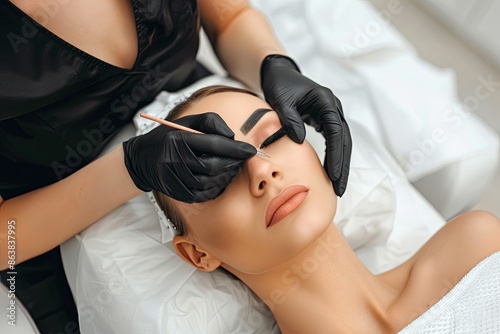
[0, 0, 210, 332]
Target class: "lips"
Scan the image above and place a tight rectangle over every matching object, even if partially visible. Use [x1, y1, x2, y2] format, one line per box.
[265, 185, 309, 228]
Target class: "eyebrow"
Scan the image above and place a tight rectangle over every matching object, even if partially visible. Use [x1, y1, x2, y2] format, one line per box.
[240, 108, 273, 134]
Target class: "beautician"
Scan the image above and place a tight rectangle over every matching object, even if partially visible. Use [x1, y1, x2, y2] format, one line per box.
[0, 0, 351, 332]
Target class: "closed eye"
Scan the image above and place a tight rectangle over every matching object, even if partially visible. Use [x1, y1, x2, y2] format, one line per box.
[260, 127, 286, 149]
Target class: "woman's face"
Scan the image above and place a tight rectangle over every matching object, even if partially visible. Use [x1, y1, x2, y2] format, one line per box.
[172, 91, 336, 274]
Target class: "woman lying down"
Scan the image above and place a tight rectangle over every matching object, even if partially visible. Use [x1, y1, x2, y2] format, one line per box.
[152, 85, 500, 334]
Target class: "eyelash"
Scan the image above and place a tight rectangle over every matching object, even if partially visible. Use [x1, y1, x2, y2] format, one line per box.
[260, 127, 286, 149]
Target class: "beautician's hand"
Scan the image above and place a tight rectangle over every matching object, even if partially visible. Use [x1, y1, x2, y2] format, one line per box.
[123, 113, 256, 203]
[261, 54, 352, 197]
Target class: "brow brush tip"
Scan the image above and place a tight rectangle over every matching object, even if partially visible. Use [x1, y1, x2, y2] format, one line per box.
[256, 151, 271, 158]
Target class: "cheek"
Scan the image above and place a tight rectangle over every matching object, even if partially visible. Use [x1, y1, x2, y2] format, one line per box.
[302, 142, 337, 215]
[183, 185, 257, 255]
[273, 140, 328, 179]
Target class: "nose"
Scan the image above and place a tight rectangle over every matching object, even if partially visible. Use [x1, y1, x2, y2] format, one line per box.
[245, 155, 283, 197]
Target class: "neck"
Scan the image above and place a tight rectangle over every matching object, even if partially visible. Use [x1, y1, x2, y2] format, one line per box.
[227, 224, 398, 333]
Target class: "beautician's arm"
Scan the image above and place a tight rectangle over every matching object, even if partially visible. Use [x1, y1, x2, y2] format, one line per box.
[199, 0, 352, 197]
[198, 0, 285, 92]
[0, 146, 142, 270]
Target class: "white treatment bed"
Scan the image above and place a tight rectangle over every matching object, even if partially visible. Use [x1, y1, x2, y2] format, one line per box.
[60, 0, 499, 333]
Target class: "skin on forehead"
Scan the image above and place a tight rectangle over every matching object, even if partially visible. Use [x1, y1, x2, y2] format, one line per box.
[181, 92, 274, 138]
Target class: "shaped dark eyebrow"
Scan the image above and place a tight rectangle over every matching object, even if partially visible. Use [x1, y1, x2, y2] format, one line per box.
[240, 108, 273, 135]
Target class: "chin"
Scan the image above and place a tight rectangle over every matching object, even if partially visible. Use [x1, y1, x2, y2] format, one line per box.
[285, 207, 334, 253]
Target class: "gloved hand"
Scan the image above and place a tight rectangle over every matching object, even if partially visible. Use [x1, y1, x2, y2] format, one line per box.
[123, 112, 256, 203]
[261, 54, 352, 197]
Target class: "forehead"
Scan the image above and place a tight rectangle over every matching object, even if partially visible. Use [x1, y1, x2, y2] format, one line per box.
[180, 92, 270, 134]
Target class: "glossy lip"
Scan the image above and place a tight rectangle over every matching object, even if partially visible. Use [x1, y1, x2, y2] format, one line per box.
[265, 185, 309, 228]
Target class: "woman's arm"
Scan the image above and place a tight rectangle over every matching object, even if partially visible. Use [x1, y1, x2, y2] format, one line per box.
[198, 1, 353, 197]
[0, 145, 142, 270]
[198, 0, 285, 92]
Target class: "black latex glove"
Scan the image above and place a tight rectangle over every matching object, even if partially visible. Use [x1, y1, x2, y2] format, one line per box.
[261, 54, 352, 197]
[123, 112, 257, 203]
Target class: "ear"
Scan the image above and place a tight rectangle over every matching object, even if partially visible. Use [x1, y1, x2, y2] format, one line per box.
[173, 235, 221, 272]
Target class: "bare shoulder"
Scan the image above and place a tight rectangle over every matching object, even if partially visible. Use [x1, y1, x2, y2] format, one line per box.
[380, 210, 500, 285]
[387, 211, 500, 328]
[410, 210, 500, 299]
[413, 210, 500, 274]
